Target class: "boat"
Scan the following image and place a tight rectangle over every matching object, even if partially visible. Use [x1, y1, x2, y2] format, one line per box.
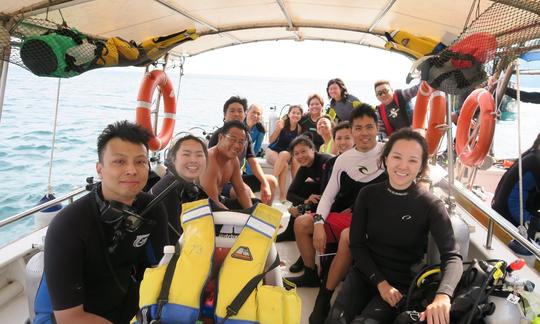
[0, 1, 539, 323]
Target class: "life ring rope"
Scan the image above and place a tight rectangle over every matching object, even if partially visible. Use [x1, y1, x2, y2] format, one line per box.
[135, 70, 176, 151]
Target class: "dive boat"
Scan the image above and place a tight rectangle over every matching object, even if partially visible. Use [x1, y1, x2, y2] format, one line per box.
[0, 1, 540, 323]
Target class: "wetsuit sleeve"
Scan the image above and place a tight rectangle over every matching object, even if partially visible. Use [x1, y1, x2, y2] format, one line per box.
[287, 167, 309, 205]
[149, 175, 181, 241]
[315, 155, 342, 220]
[401, 84, 420, 102]
[506, 87, 540, 104]
[428, 200, 463, 296]
[145, 202, 169, 266]
[44, 217, 85, 310]
[349, 188, 387, 286]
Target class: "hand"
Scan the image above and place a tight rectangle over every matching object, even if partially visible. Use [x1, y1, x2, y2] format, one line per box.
[377, 280, 403, 307]
[340, 207, 352, 214]
[420, 294, 451, 324]
[288, 206, 300, 217]
[305, 194, 321, 205]
[259, 181, 272, 205]
[312, 223, 327, 254]
[276, 119, 285, 130]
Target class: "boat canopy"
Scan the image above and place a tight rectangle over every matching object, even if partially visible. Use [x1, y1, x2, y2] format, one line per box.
[0, 0, 501, 57]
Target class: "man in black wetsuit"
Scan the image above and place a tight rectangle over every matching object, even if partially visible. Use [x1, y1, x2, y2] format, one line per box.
[39, 121, 169, 324]
[208, 96, 277, 205]
[374, 80, 419, 138]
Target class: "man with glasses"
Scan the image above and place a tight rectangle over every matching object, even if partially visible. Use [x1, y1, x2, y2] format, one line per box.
[374, 80, 420, 138]
[208, 96, 277, 205]
[39, 121, 169, 324]
[202, 120, 253, 210]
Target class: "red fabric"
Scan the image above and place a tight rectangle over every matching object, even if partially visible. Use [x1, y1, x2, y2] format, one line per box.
[324, 212, 352, 243]
[377, 92, 399, 136]
[450, 32, 497, 68]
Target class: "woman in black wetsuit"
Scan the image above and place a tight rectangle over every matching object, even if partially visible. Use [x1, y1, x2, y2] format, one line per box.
[326, 129, 463, 324]
[150, 135, 208, 243]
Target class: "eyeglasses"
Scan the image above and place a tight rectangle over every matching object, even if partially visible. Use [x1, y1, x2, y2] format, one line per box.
[376, 88, 390, 96]
[225, 134, 246, 145]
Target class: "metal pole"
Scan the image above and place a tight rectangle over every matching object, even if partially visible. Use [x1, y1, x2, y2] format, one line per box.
[445, 94, 456, 214]
[0, 55, 10, 124]
[515, 59, 525, 231]
[485, 219, 494, 250]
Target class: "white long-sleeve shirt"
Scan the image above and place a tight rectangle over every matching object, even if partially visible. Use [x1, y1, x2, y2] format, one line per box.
[315, 142, 385, 223]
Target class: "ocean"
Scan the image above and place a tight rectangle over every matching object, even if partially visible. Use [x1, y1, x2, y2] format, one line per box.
[0, 64, 538, 246]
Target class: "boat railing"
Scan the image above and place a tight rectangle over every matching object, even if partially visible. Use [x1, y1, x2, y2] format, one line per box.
[0, 187, 87, 229]
[450, 181, 540, 260]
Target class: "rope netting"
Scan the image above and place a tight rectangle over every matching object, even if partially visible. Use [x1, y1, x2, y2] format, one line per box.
[418, 1, 540, 95]
[0, 16, 198, 78]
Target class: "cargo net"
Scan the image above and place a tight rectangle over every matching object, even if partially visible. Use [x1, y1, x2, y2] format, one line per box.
[1, 17, 62, 67]
[419, 1, 540, 95]
[0, 17, 114, 78]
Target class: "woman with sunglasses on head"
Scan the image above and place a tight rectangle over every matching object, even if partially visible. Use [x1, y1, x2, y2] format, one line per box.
[326, 128, 462, 324]
[265, 104, 304, 202]
[150, 135, 208, 243]
[374, 80, 420, 139]
[326, 78, 363, 123]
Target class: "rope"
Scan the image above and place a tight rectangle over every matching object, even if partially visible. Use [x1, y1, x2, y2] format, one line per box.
[47, 78, 61, 195]
[515, 59, 525, 231]
[175, 56, 185, 104]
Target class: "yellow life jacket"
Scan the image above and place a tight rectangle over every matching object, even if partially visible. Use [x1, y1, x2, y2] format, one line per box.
[137, 199, 215, 323]
[215, 203, 282, 323]
[136, 199, 301, 324]
[384, 30, 445, 60]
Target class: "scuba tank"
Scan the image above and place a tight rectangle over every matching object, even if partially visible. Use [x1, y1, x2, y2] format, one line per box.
[25, 241, 45, 322]
[267, 106, 279, 135]
[484, 296, 522, 324]
[427, 215, 470, 264]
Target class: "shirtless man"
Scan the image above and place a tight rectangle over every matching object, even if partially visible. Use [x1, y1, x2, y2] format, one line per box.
[201, 120, 253, 210]
[208, 96, 277, 205]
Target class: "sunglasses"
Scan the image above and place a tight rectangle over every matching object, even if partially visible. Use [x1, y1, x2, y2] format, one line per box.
[376, 88, 390, 96]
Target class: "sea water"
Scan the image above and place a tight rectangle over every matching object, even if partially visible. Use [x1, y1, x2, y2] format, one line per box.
[0, 65, 538, 247]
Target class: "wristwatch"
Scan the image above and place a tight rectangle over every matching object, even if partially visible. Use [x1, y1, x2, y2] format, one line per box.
[312, 213, 324, 224]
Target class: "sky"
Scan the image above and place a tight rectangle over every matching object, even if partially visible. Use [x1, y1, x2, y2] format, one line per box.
[176, 40, 414, 85]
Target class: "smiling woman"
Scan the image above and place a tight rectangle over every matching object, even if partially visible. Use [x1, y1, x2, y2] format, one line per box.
[328, 128, 462, 323]
[150, 134, 208, 243]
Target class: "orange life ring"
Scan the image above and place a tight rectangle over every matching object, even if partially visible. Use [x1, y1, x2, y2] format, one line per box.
[425, 90, 447, 155]
[136, 70, 176, 151]
[411, 81, 433, 129]
[455, 88, 496, 167]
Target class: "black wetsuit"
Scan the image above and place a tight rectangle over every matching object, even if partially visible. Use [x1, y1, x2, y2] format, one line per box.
[299, 114, 324, 150]
[43, 190, 168, 323]
[492, 151, 540, 228]
[150, 170, 207, 243]
[286, 152, 332, 206]
[331, 181, 463, 323]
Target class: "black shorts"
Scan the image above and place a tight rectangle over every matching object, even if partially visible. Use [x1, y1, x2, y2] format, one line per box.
[241, 174, 261, 192]
[220, 174, 261, 199]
